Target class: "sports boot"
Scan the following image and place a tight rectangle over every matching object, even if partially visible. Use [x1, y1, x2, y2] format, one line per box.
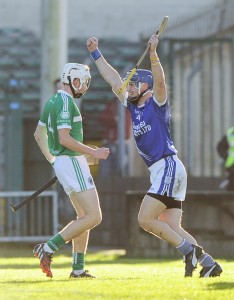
[33, 243, 53, 278]
[184, 245, 203, 277]
[200, 262, 223, 278]
[69, 270, 96, 278]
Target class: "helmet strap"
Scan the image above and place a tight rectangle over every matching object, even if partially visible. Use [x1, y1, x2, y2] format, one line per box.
[127, 87, 150, 105]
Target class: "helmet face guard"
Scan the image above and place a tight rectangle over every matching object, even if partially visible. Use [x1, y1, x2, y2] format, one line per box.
[124, 69, 153, 104]
[61, 63, 91, 98]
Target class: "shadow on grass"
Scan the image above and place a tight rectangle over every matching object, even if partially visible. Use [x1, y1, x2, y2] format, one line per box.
[1, 244, 233, 270]
[0, 257, 177, 270]
[208, 282, 234, 290]
[0, 280, 61, 284]
[0, 277, 141, 283]
[2, 278, 234, 285]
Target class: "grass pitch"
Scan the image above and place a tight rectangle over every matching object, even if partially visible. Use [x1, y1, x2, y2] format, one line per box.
[0, 244, 233, 300]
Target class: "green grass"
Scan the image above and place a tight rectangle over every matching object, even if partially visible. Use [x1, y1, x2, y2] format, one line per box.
[0, 245, 233, 300]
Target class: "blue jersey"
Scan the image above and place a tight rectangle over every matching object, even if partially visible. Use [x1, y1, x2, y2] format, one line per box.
[126, 96, 177, 167]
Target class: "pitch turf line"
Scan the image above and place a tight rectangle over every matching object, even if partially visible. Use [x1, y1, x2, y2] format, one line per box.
[0, 246, 233, 300]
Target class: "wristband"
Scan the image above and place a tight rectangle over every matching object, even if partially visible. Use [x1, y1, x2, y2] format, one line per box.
[90, 49, 102, 61]
[150, 54, 159, 61]
[151, 61, 160, 66]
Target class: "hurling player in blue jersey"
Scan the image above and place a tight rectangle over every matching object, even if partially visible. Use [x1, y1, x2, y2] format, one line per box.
[86, 34, 222, 278]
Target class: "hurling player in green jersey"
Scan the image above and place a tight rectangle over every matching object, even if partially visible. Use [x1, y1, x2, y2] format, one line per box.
[33, 63, 110, 278]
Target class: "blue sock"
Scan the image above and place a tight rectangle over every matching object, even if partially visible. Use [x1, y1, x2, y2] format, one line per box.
[176, 239, 193, 256]
[199, 253, 215, 267]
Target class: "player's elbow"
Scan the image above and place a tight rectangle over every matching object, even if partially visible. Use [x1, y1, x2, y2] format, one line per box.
[34, 131, 39, 141]
[58, 135, 68, 147]
[34, 129, 42, 142]
[34, 125, 47, 142]
[58, 129, 71, 147]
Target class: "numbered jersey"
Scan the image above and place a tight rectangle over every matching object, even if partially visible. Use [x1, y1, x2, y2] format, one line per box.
[39, 90, 83, 156]
[125, 96, 177, 167]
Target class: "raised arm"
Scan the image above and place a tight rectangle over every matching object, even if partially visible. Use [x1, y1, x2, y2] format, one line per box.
[148, 34, 167, 103]
[86, 37, 126, 101]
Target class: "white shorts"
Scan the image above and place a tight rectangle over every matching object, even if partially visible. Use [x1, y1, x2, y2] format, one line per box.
[148, 155, 187, 201]
[53, 155, 96, 195]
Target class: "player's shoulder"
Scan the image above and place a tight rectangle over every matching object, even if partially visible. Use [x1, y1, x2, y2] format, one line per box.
[152, 95, 168, 107]
[55, 91, 73, 103]
[53, 91, 75, 112]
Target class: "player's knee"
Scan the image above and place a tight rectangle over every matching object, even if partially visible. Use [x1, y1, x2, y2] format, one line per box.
[90, 212, 102, 228]
[138, 214, 151, 231]
[95, 213, 102, 226]
[172, 226, 184, 236]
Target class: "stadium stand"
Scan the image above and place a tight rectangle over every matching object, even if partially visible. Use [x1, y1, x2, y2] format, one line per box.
[0, 30, 139, 141]
[0, 28, 40, 113]
[69, 38, 139, 141]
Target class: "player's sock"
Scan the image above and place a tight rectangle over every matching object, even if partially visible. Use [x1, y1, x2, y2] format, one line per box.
[72, 253, 85, 275]
[176, 239, 193, 255]
[43, 243, 54, 254]
[199, 253, 216, 267]
[47, 233, 66, 251]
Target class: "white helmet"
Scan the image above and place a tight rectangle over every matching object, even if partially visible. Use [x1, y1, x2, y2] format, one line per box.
[61, 63, 91, 97]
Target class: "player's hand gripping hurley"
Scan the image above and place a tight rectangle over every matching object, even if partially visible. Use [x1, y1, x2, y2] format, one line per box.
[118, 16, 168, 94]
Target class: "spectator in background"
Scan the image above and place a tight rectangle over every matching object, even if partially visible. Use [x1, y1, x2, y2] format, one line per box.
[100, 97, 131, 142]
[53, 78, 63, 92]
[99, 97, 131, 176]
[217, 126, 234, 190]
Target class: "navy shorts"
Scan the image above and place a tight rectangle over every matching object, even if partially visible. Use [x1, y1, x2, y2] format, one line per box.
[147, 192, 182, 209]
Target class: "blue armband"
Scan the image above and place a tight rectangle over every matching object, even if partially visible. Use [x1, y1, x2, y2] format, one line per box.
[90, 49, 102, 61]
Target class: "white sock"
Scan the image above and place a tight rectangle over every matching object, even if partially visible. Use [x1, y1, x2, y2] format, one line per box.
[73, 269, 84, 275]
[43, 243, 54, 254]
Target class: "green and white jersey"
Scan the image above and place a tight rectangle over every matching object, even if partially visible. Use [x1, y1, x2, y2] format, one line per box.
[39, 90, 83, 156]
